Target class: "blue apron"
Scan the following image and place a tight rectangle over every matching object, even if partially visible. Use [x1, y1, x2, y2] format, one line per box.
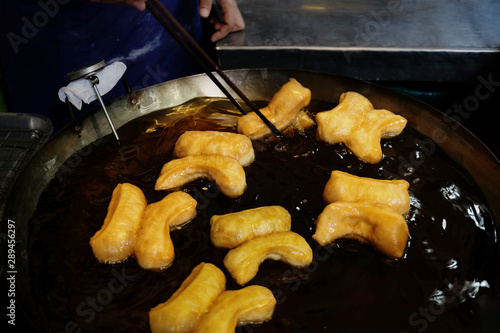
[0, 0, 203, 131]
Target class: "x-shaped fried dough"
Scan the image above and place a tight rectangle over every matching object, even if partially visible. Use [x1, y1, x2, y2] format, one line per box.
[316, 91, 407, 163]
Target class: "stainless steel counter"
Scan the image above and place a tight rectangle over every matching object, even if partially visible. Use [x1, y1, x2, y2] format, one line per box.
[216, 0, 500, 82]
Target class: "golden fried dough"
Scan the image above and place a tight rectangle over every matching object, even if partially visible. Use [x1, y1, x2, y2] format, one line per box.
[155, 155, 247, 199]
[210, 206, 291, 249]
[173, 131, 255, 166]
[90, 183, 147, 263]
[317, 91, 373, 141]
[323, 171, 410, 215]
[237, 78, 311, 139]
[346, 109, 408, 163]
[134, 192, 197, 270]
[224, 231, 313, 285]
[313, 201, 409, 258]
[294, 110, 316, 131]
[316, 91, 407, 163]
[149, 262, 226, 333]
[193, 285, 276, 333]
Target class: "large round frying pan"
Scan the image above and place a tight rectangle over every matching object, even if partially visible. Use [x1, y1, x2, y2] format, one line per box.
[2, 69, 499, 332]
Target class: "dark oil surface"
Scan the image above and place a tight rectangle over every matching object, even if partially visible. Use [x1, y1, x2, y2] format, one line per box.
[28, 98, 499, 332]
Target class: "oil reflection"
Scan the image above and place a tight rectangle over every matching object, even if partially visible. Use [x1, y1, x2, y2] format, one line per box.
[440, 184, 488, 230]
[429, 278, 490, 305]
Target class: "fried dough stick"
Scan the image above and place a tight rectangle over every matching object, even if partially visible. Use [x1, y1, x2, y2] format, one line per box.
[174, 130, 255, 166]
[194, 285, 276, 333]
[149, 262, 226, 333]
[313, 202, 409, 258]
[210, 206, 291, 249]
[237, 78, 312, 139]
[323, 170, 410, 215]
[155, 155, 247, 199]
[90, 183, 147, 263]
[134, 191, 197, 270]
[316, 91, 407, 163]
[224, 231, 313, 285]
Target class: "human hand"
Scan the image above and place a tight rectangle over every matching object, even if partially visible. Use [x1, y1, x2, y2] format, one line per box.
[199, 0, 245, 42]
[89, 0, 147, 11]
[89, 0, 245, 42]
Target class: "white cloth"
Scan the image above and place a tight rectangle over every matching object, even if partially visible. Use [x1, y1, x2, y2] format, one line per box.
[58, 61, 127, 110]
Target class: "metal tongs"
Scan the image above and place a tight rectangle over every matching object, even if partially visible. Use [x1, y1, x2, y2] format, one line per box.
[146, 0, 282, 137]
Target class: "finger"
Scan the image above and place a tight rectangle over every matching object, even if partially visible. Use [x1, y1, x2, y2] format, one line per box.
[199, 0, 212, 18]
[226, 5, 245, 32]
[131, 0, 146, 11]
[213, 20, 223, 31]
[211, 24, 231, 42]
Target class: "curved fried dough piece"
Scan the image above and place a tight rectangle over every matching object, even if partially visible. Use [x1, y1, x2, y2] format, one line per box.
[313, 201, 409, 258]
[194, 285, 276, 333]
[237, 78, 311, 139]
[173, 131, 255, 166]
[210, 206, 291, 249]
[316, 91, 407, 163]
[135, 192, 197, 270]
[149, 262, 226, 333]
[155, 155, 246, 199]
[90, 183, 147, 263]
[224, 231, 313, 285]
[323, 171, 410, 214]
